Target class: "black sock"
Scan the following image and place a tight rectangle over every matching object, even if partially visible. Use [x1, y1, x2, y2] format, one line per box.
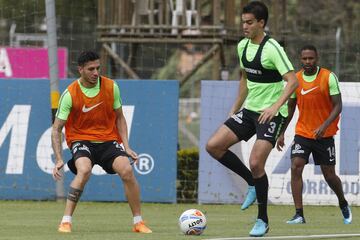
[296, 208, 304, 217]
[254, 174, 268, 223]
[218, 151, 254, 186]
[339, 199, 348, 209]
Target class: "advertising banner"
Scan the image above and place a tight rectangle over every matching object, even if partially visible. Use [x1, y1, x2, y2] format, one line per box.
[199, 81, 360, 205]
[0, 79, 178, 202]
[0, 47, 67, 79]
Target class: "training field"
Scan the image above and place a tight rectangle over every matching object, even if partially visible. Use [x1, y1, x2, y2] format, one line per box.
[1, 201, 359, 240]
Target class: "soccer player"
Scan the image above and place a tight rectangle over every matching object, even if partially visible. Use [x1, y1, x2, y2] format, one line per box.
[206, 1, 298, 237]
[51, 51, 152, 234]
[276, 45, 352, 225]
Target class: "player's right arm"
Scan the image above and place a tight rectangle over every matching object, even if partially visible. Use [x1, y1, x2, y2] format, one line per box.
[229, 69, 248, 116]
[51, 89, 72, 180]
[276, 96, 297, 151]
[51, 118, 67, 180]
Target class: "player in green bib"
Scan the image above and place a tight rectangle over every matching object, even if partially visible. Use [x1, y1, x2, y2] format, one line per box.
[206, 1, 298, 237]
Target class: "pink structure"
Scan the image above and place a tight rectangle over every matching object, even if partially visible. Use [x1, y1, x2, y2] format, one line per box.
[0, 47, 67, 79]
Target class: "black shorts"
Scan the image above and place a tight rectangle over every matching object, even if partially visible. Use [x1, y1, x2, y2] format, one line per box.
[290, 135, 336, 165]
[67, 140, 128, 174]
[224, 108, 285, 147]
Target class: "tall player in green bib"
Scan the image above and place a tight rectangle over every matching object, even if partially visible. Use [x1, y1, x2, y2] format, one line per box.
[206, 1, 298, 237]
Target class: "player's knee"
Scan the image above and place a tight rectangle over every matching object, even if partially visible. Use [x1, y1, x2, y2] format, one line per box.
[291, 159, 304, 174]
[249, 161, 261, 176]
[249, 162, 257, 173]
[76, 167, 92, 181]
[205, 141, 215, 154]
[291, 164, 302, 174]
[119, 166, 134, 182]
[206, 141, 222, 160]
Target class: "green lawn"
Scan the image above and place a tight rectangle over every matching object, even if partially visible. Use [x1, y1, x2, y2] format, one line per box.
[1, 201, 359, 240]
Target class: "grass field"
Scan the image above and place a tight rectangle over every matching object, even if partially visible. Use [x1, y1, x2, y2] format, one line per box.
[1, 201, 359, 240]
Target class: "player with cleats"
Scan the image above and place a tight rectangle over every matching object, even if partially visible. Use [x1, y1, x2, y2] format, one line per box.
[241, 186, 256, 210]
[52, 51, 152, 234]
[132, 221, 153, 233]
[286, 213, 306, 224]
[207, 1, 298, 237]
[249, 219, 269, 237]
[58, 222, 72, 233]
[277, 45, 352, 226]
[341, 205, 352, 224]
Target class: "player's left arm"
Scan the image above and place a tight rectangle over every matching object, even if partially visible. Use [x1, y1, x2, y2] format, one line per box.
[314, 73, 342, 139]
[113, 82, 138, 160]
[276, 96, 297, 151]
[259, 40, 299, 123]
[271, 70, 299, 114]
[115, 107, 138, 160]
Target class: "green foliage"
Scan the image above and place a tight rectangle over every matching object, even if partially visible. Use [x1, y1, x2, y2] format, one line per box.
[151, 46, 222, 97]
[0, 0, 45, 34]
[177, 148, 199, 203]
[152, 49, 180, 80]
[0, 0, 97, 34]
[151, 44, 241, 97]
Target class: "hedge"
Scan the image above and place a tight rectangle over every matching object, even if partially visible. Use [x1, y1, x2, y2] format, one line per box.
[177, 148, 199, 203]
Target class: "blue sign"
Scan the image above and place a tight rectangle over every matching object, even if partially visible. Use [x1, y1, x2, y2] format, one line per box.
[0, 79, 178, 202]
[198, 81, 360, 205]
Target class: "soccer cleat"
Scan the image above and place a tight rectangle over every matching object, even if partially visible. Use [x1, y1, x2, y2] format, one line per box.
[286, 214, 306, 224]
[241, 186, 256, 210]
[341, 205, 352, 224]
[58, 222, 72, 233]
[249, 219, 269, 237]
[132, 221, 152, 233]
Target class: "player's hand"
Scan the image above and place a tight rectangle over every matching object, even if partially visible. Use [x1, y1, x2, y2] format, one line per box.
[126, 148, 138, 161]
[258, 106, 278, 124]
[228, 108, 238, 118]
[314, 124, 326, 139]
[53, 160, 64, 181]
[276, 133, 285, 151]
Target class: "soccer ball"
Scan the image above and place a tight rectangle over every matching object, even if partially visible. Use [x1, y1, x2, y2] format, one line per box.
[178, 209, 207, 235]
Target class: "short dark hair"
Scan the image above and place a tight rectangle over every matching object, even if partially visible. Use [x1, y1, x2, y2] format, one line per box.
[243, 1, 268, 27]
[77, 51, 100, 66]
[300, 45, 318, 56]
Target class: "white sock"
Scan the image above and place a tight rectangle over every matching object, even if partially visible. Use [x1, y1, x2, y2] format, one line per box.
[133, 215, 143, 224]
[61, 215, 72, 223]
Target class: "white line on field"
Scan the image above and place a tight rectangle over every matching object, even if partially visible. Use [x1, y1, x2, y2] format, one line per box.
[203, 233, 360, 240]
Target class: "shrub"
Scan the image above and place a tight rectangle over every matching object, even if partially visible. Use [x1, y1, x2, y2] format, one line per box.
[177, 148, 199, 203]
